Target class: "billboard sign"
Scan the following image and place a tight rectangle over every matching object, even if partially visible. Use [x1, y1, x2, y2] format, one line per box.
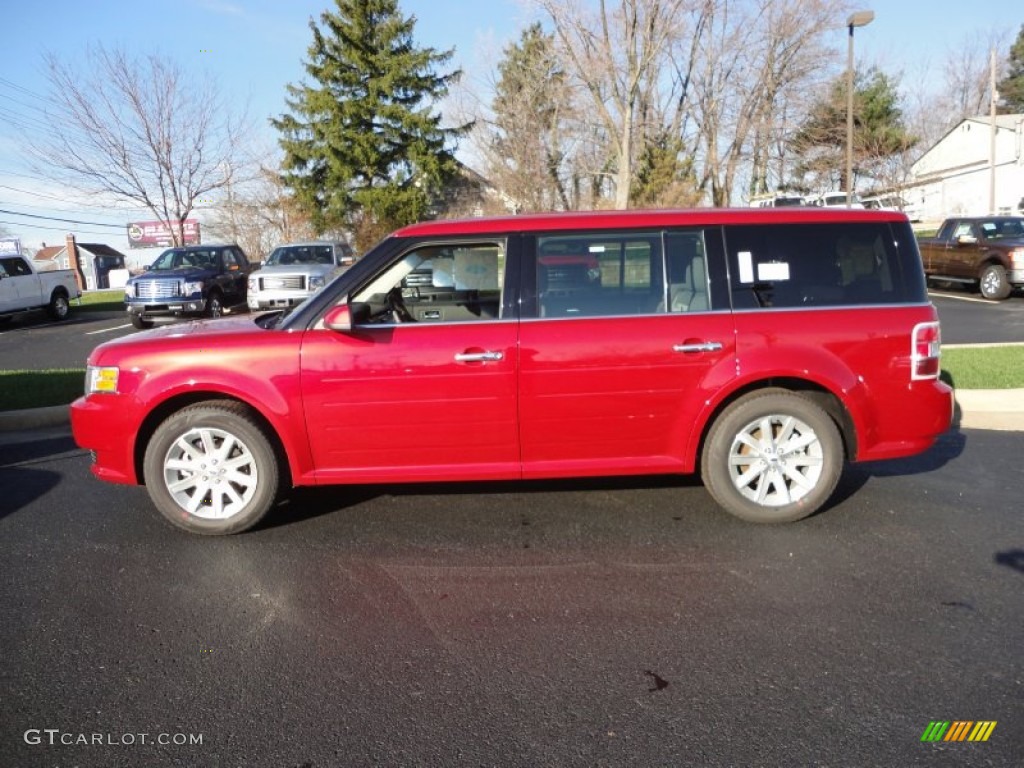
[127, 219, 201, 249]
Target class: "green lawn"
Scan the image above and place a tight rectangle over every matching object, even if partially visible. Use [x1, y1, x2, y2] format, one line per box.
[72, 289, 125, 312]
[940, 345, 1024, 390]
[0, 369, 85, 411]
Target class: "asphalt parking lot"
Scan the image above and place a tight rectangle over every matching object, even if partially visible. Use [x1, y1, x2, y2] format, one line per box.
[1, 423, 1022, 766]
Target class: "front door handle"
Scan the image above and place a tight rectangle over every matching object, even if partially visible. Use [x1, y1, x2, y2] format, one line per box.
[454, 350, 504, 363]
[673, 341, 723, 353]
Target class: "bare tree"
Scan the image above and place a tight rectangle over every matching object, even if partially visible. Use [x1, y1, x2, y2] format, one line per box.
[534, 0, 690, 209]
[205, 163, 318, 261]
[939, 29, 1009, 127]
[32, 45, 247, 245]
[683, 0, 844, 205]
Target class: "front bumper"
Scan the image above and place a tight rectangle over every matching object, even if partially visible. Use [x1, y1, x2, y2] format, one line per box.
[126, 298, 205, 318]
[70, 395, 139, 485]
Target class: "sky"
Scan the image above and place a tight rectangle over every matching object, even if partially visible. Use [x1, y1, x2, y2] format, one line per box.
[0, 0, 1020, 261]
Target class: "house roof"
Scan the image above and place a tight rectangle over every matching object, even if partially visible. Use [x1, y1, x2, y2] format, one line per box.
[34, 246, 63, 262]
[78, 243, 127, 259]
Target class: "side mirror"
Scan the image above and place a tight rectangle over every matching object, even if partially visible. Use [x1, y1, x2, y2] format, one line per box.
[323, 302, 370, 331]
[956, 234, 978, 245]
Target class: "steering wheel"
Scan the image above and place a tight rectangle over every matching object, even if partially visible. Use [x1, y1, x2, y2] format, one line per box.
[385, 285, 414, 323]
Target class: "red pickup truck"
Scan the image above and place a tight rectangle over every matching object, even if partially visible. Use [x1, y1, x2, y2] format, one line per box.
[72, 208, 953, 534]
[918, 216, 1024, 300]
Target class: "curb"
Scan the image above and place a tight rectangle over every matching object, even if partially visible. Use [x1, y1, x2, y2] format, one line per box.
[1, 391, 1022, 434]
[0, 404, 71, 432]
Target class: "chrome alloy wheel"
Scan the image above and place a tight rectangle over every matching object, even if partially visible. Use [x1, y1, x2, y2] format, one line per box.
[727, 414, 824, 507]
[161, 426, 259, 519]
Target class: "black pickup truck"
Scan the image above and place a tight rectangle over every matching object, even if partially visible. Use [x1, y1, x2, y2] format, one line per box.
[918, 216, 1024, 300]
[124, 244, 253, 328]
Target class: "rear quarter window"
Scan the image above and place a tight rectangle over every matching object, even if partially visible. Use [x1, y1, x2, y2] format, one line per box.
[723, 222, 927, 309]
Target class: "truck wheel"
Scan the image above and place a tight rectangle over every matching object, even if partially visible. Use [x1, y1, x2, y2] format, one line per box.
[701, 391, 843, 523]
[130, 315, 154, 329]
[979, 264, 1011, 300]
[47, 291, 70, 320]
[206, 292, 224, 318]
[143, 401, 280, 535]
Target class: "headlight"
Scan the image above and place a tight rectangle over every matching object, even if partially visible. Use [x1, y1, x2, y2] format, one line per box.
[248, 276, 258, 291]
[86, 366, 119, 395]
[182, 281, 204, 295]
[309, 275, 326, 290]
[1010, 249, 1024, 268]
[124, 283, 134, 299]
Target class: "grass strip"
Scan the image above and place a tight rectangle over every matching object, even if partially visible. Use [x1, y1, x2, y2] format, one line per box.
[72, 290, 125, 312]
[0, 369, 85, 412]
[940, 345, 1024, 390]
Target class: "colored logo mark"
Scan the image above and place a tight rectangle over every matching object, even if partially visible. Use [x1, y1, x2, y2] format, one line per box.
[921, 721, 997, 742]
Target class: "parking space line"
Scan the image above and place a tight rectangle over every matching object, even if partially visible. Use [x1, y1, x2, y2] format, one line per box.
[928, 292, 999, 304]
[86, 323, 133, 335]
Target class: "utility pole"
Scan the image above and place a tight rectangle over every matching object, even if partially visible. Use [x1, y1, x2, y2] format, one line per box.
[989, 48, 997, 215]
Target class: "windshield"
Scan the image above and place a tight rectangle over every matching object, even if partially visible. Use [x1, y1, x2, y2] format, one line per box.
[266, 245, 335, 266]
[150, 249, 217, 270]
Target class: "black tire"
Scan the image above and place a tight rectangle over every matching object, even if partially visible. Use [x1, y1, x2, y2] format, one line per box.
[979, 264, 1011, 300]
[130, 314, 154, 329]
[206, 292, 224, 318]
[701, 391, 843, 523]
[47, 291, 70, 320]
[142, 401, 280, 535]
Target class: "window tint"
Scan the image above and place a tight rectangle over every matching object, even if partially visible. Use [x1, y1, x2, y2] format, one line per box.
[1, 257, 31, 276]
[724, 222, 926, 308]
[352, 242, 504, 324]
[665, 231, 711, 312]
[537, 232, 662, 317]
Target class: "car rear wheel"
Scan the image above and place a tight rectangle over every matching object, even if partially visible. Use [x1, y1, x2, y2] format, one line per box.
[47, 291, 70, 320]
[979, 264, 1011, 300]
[701, 391, 843, 523]
[143, 401, 280, 535]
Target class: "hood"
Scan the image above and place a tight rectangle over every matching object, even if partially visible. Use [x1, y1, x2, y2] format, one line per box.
[254, 264, 338, 276]
[129, 266, 217, 282]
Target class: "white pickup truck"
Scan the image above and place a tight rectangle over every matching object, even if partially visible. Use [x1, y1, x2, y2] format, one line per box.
[0, 253, 81, 322]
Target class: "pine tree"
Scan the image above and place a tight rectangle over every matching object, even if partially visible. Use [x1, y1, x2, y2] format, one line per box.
[789, 68, 916, 193]
[272, 0, 467, 248]
[996, 24, 1024, 113]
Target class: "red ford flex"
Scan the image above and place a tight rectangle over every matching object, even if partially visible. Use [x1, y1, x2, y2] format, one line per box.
[71, 209, 953, 534]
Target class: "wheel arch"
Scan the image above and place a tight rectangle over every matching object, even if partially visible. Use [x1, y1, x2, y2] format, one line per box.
[132, 392, 294, 491]
[691, 377, 857, 472]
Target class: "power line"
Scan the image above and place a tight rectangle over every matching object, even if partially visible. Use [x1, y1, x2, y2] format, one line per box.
[0, 220, 120, 237]
[0, 208, 124, 229]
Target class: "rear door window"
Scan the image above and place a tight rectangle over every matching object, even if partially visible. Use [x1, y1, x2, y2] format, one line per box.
[723, 222, 927, 308]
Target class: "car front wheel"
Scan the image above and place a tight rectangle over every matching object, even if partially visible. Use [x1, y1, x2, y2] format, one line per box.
[143, 401, 280, 535]
[701, 391, 843, 523]
[206, 293, 224, 318]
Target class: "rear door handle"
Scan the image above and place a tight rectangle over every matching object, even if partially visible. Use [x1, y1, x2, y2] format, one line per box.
[454, 350, 504, 363]
[673, 341, 723, 353]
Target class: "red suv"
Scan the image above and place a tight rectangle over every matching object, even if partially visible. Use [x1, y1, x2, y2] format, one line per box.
[71, 209, 953, 534]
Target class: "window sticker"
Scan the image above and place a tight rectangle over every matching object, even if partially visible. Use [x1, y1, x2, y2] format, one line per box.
[758, 261, 790, 281]
[588, 245, 607, 253]
[738, 251, 754, 283]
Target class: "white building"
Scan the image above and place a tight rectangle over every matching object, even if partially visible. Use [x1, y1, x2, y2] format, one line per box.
[908, 115, 1024, 223]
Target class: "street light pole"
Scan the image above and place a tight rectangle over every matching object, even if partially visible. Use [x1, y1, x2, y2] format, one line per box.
[845, 10, 874, 207]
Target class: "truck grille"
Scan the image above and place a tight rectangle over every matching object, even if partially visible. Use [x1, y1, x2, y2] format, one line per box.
[259, 276, 306, 291]
[135, 279, 181, 299]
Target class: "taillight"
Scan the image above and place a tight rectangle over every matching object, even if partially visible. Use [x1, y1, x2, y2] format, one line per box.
[911, 321, 941, 380]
